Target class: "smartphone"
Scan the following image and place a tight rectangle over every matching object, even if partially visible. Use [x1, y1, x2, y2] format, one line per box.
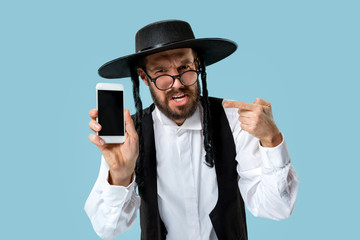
[96, 83, 125, 143]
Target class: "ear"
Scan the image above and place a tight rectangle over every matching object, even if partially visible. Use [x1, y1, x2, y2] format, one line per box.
[195, 57, 200, 71]
[138, 68, 149, 86]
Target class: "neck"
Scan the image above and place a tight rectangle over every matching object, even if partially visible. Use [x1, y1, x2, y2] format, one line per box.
[173, 118, 186, 126]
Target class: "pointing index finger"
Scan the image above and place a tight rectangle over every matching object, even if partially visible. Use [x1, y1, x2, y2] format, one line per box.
[223, 101, 256, 110]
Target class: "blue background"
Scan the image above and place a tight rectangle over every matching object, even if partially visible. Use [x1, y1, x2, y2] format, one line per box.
[1, 0, 359, 239]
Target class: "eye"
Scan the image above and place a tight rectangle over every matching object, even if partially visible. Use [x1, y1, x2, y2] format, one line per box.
[178, 65, 190, 71]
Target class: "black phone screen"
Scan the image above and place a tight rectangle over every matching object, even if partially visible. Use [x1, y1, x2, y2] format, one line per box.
[97, 90, 124, 136]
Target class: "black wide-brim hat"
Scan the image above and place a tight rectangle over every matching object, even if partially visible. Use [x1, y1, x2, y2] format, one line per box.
[98, 20, 237, 79]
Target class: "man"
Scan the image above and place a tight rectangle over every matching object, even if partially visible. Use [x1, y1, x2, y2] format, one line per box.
[85, 20, 299, 240]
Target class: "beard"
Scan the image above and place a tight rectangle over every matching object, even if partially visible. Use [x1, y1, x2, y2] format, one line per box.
[149, 82, 201, 122]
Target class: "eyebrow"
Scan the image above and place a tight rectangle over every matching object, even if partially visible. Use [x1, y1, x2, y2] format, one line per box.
[180, 58, 194, 65]
[147, 64, 168, 73]
[147, 58, 194, 72]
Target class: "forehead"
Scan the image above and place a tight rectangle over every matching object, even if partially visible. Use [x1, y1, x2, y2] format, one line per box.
[144, 48, 195, 68]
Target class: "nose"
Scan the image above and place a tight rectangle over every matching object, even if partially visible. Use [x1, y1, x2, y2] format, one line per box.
[167, 68, 183, 89]
[171, 75, 183, 89]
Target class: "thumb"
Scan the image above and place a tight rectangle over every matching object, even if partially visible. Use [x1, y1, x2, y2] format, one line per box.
[124, 110, 137, 137]
[253, 98, 271, 107]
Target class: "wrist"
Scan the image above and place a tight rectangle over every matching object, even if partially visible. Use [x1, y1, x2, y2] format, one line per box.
[260, 131, 282, 147]
[108, 170, 134, 186]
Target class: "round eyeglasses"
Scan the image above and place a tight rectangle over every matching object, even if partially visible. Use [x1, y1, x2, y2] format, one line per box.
[144, 70, 200, 91]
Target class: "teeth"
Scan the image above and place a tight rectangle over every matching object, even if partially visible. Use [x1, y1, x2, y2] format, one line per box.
[173, 97, 185, 102]
[172, 94, 185, 102]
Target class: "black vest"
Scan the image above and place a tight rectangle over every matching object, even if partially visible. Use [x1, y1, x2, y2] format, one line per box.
[137, 97, 248, 240]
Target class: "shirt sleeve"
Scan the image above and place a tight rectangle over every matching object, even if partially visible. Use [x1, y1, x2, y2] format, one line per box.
[84, 155, 141, 240]
[224, 106, 299, 220]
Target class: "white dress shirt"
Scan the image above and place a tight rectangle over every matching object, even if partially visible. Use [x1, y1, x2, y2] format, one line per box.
[84, 102, 299, 240]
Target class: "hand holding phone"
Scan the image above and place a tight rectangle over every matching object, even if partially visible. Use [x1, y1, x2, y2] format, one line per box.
[89, 83, 139, 186]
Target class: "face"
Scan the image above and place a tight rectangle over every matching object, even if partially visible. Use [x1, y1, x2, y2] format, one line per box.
[138, 48, 200, 125]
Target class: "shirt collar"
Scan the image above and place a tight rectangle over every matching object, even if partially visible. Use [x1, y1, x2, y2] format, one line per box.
[154, 103, 203, 131]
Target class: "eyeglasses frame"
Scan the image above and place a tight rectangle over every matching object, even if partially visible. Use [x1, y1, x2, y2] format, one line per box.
[142, 59, 201, 91]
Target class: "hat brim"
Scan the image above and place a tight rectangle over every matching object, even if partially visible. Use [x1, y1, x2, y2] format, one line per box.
[98, 38, 237, 79]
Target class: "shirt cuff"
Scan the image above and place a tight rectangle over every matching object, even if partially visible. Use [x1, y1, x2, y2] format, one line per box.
[101, 172, 137, 207]
[259, 134, 291, 170]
